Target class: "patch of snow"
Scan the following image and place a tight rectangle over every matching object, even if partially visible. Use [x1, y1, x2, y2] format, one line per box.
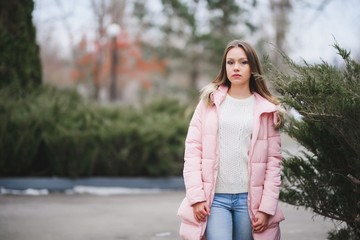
[0, 187, 49, 196]
[155, 232, 172, 237]
[68, 186, 162, 196]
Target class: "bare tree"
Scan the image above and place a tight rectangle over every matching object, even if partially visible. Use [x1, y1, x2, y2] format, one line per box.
[270, 0, 292, 66]
[90, 0, 127, 100]
[54, 0, 76, 60]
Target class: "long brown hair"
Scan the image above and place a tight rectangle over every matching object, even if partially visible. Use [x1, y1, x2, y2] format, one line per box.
[202, 40, 279, 105]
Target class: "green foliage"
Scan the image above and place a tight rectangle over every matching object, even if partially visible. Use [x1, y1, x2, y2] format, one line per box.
[0, 1, 42, 88]
[327, 227, 355, 240]
[147, 0, 257, 84]
[268, 44, 360, 238]
[0, 86, 190, 177]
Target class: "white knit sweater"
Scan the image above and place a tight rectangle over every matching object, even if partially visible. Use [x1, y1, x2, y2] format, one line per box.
[215, 94, 255, 194]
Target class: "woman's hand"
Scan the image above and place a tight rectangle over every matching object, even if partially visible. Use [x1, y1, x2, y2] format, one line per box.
[192, 201, 210, 222]
[252, 211, 270, 232]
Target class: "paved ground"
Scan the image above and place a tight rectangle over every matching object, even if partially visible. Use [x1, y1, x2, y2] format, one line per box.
[0, 191, 337, 240]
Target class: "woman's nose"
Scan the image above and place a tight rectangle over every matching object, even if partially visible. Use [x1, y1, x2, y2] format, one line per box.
[234, 63, 240, 71]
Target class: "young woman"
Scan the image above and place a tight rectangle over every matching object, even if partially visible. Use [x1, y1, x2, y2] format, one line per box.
[177, 40, 285, 240]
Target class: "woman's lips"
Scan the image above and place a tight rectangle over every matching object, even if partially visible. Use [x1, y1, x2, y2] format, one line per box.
[232, 74, 241, 78]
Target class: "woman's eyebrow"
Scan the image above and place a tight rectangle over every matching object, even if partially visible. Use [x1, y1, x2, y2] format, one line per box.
[226, 57, 248, 60]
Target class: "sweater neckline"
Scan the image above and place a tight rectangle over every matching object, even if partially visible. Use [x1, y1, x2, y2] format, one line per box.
[225, 94, 255, 104]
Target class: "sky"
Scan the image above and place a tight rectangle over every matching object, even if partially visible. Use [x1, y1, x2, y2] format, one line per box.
[32, 0, 360, 64]
[287, 0, 360, 63]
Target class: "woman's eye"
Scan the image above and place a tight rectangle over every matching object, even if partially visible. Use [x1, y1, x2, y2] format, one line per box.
[227, 61, 233, 65]
[241, 60, 248, 65]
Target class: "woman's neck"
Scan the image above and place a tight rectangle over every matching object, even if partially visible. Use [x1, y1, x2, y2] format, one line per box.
[228, 85, 252, 99]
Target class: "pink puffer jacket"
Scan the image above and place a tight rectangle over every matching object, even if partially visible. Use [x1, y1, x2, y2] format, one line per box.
[177, 85, 285, 240]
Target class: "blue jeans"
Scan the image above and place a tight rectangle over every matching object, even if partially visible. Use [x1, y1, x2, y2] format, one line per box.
[205, 193, 253, 240]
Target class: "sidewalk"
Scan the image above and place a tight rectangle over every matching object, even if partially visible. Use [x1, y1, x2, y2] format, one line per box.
[0, 191, 336, 240]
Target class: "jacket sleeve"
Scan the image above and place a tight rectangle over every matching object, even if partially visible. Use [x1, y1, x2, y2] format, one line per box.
[258, 112, 282, 216]
[183, 100, 207, 205]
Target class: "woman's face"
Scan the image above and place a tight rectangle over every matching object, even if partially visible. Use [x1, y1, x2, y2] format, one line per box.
[225, 47, 251, 88]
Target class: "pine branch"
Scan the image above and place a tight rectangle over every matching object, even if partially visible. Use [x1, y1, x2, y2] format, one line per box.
[347, 174, 360, 185]
[312, 208, 352, 223]
[298, 111, 342, 120]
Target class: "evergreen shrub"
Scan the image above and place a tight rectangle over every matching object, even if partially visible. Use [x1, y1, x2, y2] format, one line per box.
[268, 44, 360, 239]
[0, 86, 190, 177]
[0, 1, 41, 88]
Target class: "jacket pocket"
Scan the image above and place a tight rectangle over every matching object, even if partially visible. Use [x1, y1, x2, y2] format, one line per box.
[201, 158, 215, 183]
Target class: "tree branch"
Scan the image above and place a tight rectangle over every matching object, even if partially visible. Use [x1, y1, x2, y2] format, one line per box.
[347, 174, 360, 185]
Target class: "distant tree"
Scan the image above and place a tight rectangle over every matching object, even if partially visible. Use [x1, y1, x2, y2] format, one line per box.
[135, 0, 258, 91]
[268, 0, 338, 67]
[71, 33, 165, 101]
[204, 0, 252, 66]
[89, 0, 127, 100]
[268, 44, 360, 239]
[270, 0, 292, 66]
[0, 0, 42, 88]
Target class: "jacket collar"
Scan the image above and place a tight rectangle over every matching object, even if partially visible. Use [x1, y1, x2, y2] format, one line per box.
[211, 84, 227, 106]
[212, 84, 277, 115]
